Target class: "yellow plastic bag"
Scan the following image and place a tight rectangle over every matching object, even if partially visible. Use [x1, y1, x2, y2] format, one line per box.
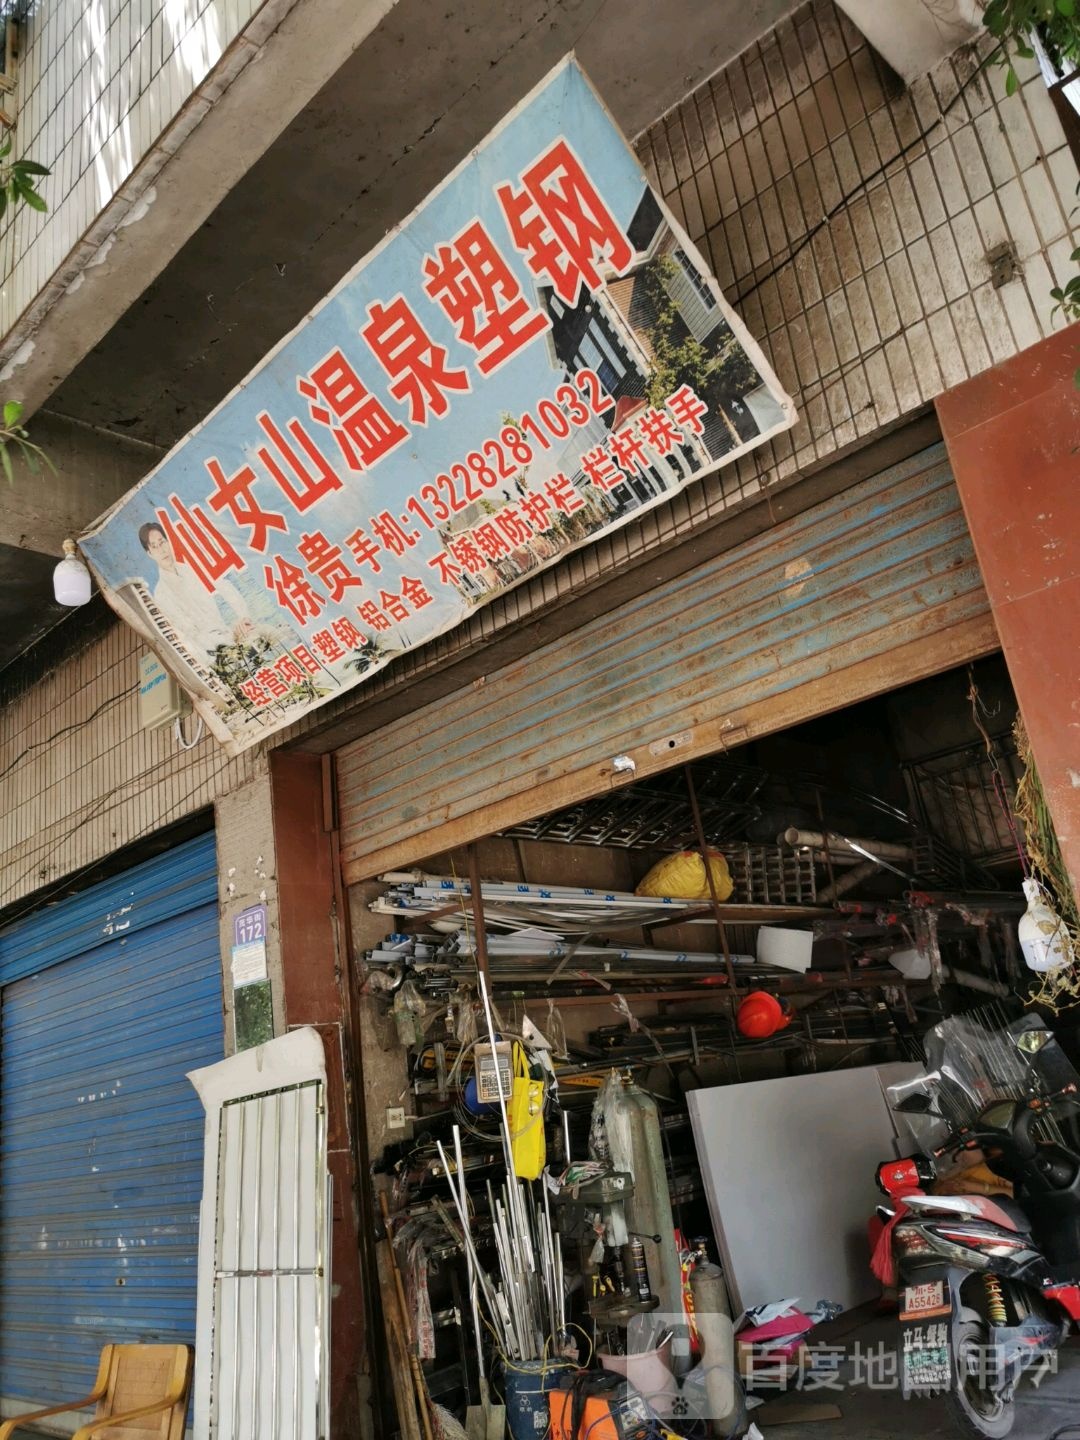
[635, 848, 734, 902]
[509, 1042, 546, 1180]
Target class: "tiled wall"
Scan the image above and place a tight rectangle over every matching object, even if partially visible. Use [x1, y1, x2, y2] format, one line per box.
[2, 0, 1078, 908]
[0, 0, 263, 339]
[325, 0, 1079, 715]
[0, 620, 259, 910]
[636, 0, 1079, 492]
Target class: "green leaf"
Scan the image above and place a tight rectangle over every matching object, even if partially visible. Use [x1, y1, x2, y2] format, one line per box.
[3, 400, 21, 428]
[17, 184, 47, 213]
[1016, 41, 1035, 58]
[1050, 287, 1065, 300]
[0, 136, 10, 160]
[13, 160, 50, 177]
[1005, 65, 1020, 95]
[1074, 364, 1080, 388]
[984, 8, 1007, 37]
[1057, 0, 1076, 16]
[1070, 247, 1080, 262]
[0, 443, 11, 485]
[18, 442, 38, 472]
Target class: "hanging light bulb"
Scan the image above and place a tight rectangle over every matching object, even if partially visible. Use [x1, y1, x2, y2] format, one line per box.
[53, 538, 92, 606]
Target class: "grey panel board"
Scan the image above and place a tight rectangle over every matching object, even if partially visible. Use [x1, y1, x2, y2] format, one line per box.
[688, 1065, 919, 1316]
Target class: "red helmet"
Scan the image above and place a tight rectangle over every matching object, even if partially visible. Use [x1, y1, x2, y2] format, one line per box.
[736, 991, 792, 1039]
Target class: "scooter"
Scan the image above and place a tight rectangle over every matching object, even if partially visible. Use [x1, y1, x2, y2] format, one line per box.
[874, 1015, 1080, 1439]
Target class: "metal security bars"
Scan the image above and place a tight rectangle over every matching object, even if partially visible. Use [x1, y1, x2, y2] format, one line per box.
[210, 1079, 330, 1440]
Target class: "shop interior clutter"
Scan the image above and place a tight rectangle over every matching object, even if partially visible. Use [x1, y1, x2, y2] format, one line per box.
[362, 658, 1079, 1439]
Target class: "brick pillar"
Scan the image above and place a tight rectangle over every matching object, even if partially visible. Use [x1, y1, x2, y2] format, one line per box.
[936, 322, 1080, 901]
[269, 750, 366, 1435]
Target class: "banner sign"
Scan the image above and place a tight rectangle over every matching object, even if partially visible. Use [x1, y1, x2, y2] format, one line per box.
[81, 57, 795, 754]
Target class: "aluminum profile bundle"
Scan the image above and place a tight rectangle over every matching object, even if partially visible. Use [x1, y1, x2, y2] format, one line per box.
[373, 872, 707, 931]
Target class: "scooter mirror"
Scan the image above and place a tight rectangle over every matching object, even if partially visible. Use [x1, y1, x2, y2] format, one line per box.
[1016, 1028, 1053, 1055]
[895, 1093, 937, 1115]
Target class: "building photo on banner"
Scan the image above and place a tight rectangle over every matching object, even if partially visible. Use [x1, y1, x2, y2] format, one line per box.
[79, 57, 794, 756]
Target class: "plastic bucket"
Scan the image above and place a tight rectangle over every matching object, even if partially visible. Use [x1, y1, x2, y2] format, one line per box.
[600, 1334, 676, 1415]
[503, 1357, 575, 1440]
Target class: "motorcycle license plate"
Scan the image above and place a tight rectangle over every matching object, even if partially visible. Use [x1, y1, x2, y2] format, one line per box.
[900, 1282, 953, 1395]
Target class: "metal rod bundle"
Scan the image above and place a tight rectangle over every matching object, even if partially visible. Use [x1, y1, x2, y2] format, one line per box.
[366, 928, 756, 973]
[427, 970, 567, 1369]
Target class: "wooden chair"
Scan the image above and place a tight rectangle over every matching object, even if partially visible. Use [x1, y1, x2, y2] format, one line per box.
[0, 1344, 192, 1439]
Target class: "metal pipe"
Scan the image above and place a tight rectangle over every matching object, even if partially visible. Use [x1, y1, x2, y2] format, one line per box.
[431, 1187, 505, 1350]
[453, 1125, 485, 1384]
[292, 1089, 302, 1440]
[232, 1100, 246, 1440]
[271, 1091, 281, 1440]
[477, 971, 530, 1257]
[819, 859, 882, 901]
[684, 764, 737, 990]
[808, 850, 864, 866]
[251, 1094, 264, 1439]
[466, 845, 491, 987]
[941, 965, 1010, 997]
[780, 827, 913, 861]
[314, 1083, 329, 1439]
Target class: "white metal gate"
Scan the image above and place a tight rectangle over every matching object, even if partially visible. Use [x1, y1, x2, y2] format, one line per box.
[190, 1031, 330, 1440]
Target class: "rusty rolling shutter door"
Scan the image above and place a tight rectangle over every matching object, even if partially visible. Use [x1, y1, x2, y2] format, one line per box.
[337, 442, 998, 883]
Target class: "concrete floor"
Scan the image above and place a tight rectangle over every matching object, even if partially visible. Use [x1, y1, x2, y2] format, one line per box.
[750, 1314, 1080, 1439]
[8, 1320, 1075, 1439]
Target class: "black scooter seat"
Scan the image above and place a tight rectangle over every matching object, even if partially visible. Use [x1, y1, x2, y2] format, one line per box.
[988, 1195, 1034, 1232]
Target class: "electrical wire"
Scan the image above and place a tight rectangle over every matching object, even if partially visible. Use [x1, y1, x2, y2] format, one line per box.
[0, 687, 128, 783]
[729, 42, 1004, 310]
[173, 711, 206, 750]
[0, 751, 234, 924]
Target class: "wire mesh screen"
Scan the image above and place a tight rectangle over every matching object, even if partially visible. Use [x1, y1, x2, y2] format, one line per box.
[902, 735, 1023, 869]
[499, 761, 767, 849]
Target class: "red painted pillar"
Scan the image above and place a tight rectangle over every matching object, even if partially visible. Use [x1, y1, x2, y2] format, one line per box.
[936, 322, 1080, 901]
[270, 750, 366, 1434]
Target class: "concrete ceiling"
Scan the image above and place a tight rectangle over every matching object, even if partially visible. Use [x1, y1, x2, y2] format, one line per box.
[49, 0, 800, 450]
[0, 544, 75, 669]
[4, 0, 802, 671]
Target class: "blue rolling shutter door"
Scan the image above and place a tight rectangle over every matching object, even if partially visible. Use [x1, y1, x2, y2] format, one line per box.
[0, 832, 224, 1408]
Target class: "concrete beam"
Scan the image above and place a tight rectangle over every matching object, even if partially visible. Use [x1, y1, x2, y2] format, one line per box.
[0, 0, 397, 421]
[833, 0, 982, 83]
[5, 0, 805, 440]
[938, 323, 1080, 903]
[0, 411, 162, 556]
[213, 754, 287, 1055]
